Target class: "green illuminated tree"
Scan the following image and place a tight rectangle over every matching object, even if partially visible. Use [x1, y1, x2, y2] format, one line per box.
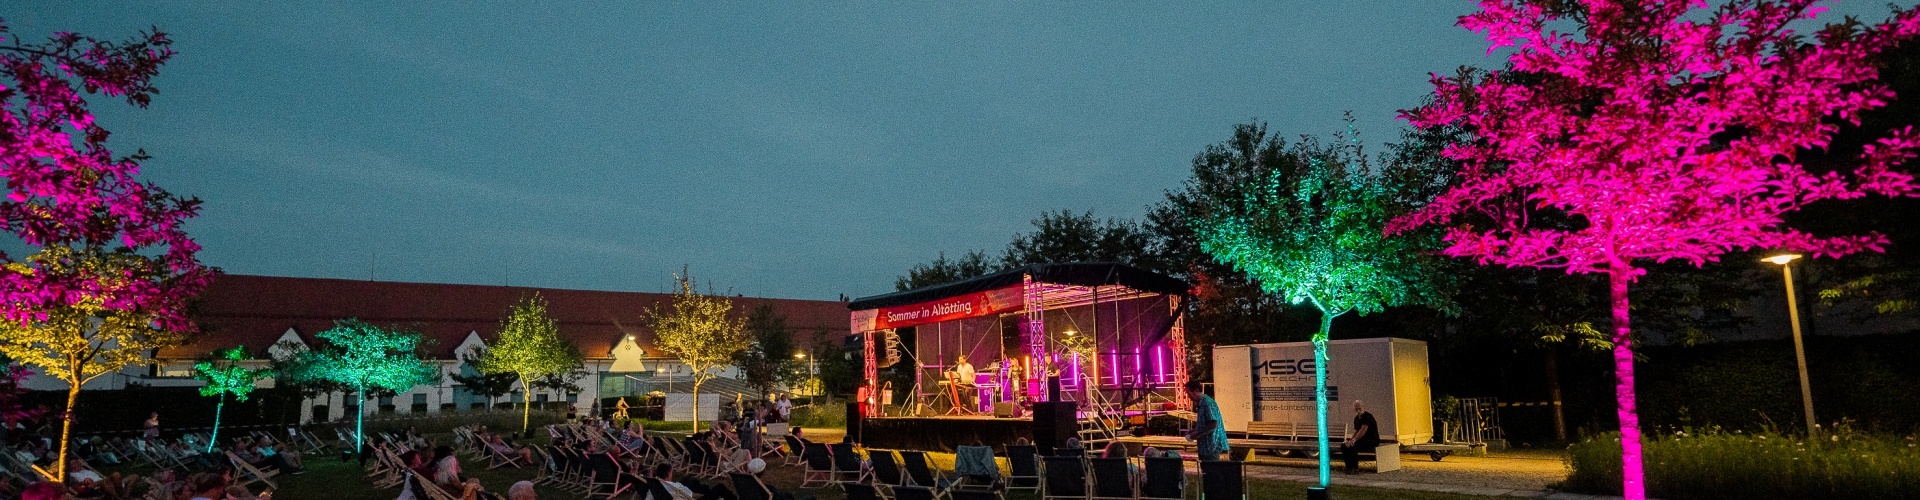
[193, 346, 271, 452]
[475, 293, 583, 434]
[645, 270, 748, 429]
[280, 319, 441, 450]
[1189, 121, 1453, 487]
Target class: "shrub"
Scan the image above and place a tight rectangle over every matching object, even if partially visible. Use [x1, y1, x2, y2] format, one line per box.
[1560, 427, 1920, 499]
[789, 402, 846, 429]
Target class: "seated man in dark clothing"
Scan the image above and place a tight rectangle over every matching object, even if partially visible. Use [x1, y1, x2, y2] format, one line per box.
[1341, 399, 1381, 474]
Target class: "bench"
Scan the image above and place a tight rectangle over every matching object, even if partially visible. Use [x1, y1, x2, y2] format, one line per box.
[1230, 421, 1400, 472]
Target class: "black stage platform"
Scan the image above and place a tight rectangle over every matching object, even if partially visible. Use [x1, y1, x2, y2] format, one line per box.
[857, 416, 1032, 452]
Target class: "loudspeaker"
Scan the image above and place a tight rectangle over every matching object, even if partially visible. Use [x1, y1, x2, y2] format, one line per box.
[1030, 401, 1078, 449]
[846, 402, 866, 444]
[994, 401, 1018, 418]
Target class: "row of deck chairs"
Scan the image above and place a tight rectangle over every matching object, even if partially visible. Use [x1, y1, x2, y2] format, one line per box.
[360, 438, 474, 500]
[824, 442, 1249, 500]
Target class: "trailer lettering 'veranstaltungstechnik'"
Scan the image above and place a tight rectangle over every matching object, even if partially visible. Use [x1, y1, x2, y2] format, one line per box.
[1213, 337, 1433, 443]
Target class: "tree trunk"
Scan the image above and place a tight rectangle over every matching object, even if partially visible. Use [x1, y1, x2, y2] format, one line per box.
[56, 380, 80, 479]
[1545, 347, 1567, 442]
[691, 378, 703, 432]
[208, 394, 226, 453]
[354, 386, 367, 451]
[1313, 311, 1333, 488]
[519, 375, 532, 435]
[1608, 269, 1645, 500]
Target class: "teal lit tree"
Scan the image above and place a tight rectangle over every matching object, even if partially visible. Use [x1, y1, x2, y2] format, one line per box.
[281, 319, 442, 450]
[192, 346, 271, 452]
[1189, 123, 1453, 488]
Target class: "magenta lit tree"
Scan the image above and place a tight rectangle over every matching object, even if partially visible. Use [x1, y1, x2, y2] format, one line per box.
[1387, 1, 1920, 498]
[0, 20, 213, 477]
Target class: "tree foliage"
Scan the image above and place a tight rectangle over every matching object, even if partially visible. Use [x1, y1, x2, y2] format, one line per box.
[280, 319, 441, 449]
[645, 270, 748, 426]
[476, 293, 583, 432]
[0, 21, 216, 478]
[1189, 120, 1455, 486]
[192, 346, 270, 451]
[1388, 2, 1920, 498]
[736, 304, 803, 397]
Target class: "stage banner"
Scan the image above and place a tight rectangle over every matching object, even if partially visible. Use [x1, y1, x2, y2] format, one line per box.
[850, 285, 1024, 332]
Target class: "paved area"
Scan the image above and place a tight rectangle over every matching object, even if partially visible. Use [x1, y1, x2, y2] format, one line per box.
[1236, 450, 1637, 499]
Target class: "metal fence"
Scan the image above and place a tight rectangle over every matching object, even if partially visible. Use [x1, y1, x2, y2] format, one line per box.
[1441, 397, 1505, 445]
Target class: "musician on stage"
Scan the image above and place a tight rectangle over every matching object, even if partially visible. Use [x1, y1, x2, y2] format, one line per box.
[949, 355, 978, 412]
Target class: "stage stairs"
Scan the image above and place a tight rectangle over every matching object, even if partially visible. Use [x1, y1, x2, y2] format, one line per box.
[1077, 389, 1119, 447]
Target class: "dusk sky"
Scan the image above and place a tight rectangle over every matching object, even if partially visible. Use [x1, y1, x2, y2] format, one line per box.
[11, 2, 1913, 301]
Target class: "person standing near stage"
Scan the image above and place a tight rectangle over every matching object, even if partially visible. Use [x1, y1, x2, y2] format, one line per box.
[142, 412, 160, 438]
[1342, 400, 1380, 474]
[1183, 381, 1227, 461]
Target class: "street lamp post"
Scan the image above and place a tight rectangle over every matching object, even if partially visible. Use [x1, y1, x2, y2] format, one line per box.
[1763, 253, 1818, 437]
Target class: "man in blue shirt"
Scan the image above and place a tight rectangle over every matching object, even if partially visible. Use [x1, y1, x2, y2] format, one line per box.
[1184, 380, 1229, 461]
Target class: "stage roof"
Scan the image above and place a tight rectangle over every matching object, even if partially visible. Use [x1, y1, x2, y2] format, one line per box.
[848, 262, 1187, 311]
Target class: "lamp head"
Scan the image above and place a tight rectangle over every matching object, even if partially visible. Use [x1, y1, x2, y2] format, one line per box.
[794, 353, 805, 359]
[1762, 254, 1802, 266]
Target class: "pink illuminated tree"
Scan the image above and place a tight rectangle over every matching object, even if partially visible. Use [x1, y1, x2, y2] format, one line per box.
[1387, 1, 1920, 498]
[0, 20, 213, 477]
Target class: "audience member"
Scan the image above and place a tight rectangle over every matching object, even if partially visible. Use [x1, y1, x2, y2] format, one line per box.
[507, 481, 537, 500]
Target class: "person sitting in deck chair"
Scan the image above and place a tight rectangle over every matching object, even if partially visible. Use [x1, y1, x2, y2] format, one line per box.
[745, 458, 804, 500]
[651, 463, 735, 500]
[485, 433, 532, 466]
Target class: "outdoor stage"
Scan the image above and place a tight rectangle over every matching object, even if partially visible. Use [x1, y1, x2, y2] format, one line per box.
[845, 263, 1194, 451]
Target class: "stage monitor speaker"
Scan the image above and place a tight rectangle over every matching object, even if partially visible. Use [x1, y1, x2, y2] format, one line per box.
[846, 402, 866, 444]
[1030, 401, 1078, 449]
[994, 402, 1017, 418]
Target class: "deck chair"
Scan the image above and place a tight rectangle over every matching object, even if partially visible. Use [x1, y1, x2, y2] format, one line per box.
[842, 481, 883, 500]
[1054, 448, 1085, 457]
[869, 449, 908, 490]
[585, 452, 631, 500]
[731, 472, 774, 500]
[531, 445, 562, 486]
[646, 477, 675, 500]
[799, 442, 835, 488]
[781, 435, 807, 465]
[1040, 456, 1087, 500]
[1088, 458, 1136, 500]
[952, 445, 999, 490]
[1141, 456, 1184, 500]
[224, 451, 279, 490]
[1200, 460, 1246, 500]
[1004, 445, 1040, 493]
[899, 451, 946, 489]
[412, 472, 464, 500]
[484, 441, 527, 469]
[830, 442, 870, 483]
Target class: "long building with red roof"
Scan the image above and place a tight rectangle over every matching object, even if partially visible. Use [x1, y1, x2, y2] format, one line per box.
[23, 274, 850, 423]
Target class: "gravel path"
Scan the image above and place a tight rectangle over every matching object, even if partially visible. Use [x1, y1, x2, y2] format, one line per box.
[1239, 450, 1583, 497]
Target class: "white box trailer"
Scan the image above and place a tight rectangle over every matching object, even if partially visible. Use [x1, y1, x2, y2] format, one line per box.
[1213, 337, 1433, 444]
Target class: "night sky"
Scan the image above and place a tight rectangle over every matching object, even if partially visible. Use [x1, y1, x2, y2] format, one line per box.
[10, 2, 1913, 300]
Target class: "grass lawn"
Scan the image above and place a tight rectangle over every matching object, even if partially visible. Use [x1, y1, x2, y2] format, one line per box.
[105, 430, 1500, 500]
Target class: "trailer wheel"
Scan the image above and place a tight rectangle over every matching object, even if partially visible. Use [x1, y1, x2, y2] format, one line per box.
[1429, 451, 1450, 461]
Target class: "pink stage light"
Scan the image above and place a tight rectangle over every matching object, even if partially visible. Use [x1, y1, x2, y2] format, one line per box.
[1154, 345, 1165, 385]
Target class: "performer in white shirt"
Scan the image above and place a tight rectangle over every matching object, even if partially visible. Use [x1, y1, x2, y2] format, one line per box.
[952, 355, 977, 411]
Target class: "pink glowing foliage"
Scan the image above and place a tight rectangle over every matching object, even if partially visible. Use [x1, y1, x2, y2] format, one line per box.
[1386, 1, 1920, 498]
[0, 19, 212, 333]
